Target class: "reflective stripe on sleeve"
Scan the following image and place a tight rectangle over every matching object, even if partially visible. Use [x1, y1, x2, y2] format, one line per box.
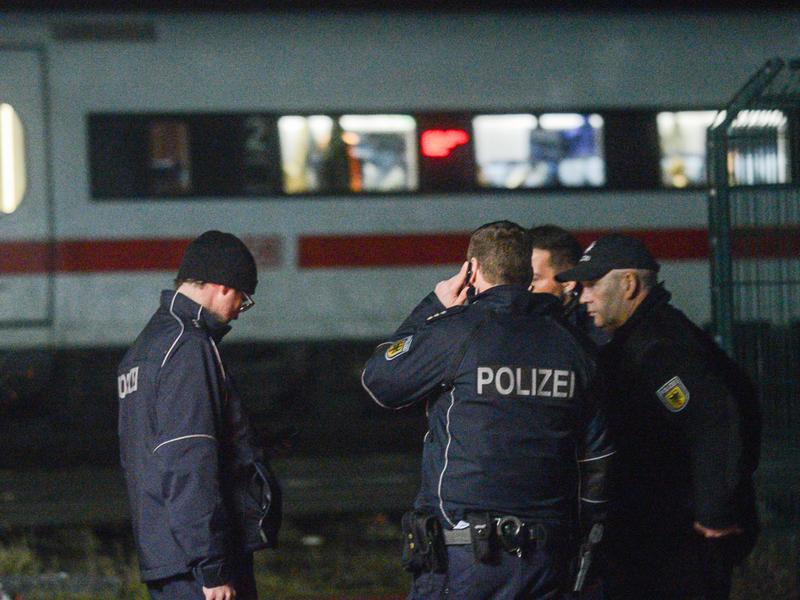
[152, 434, 217, 453]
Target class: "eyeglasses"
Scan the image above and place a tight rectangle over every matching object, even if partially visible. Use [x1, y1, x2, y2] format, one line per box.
[239, 291, 255, 313]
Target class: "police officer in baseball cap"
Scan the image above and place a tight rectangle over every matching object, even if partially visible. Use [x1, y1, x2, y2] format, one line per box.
[557, 234, 759, 600]
[556, 234, 660, 290]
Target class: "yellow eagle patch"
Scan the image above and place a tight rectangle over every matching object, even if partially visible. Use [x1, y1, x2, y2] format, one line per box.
[385, 335, 413, 361]
[656, 376, 690, 412]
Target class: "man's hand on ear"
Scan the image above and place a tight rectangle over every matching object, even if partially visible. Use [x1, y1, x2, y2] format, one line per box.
[435, 261, 471, 308]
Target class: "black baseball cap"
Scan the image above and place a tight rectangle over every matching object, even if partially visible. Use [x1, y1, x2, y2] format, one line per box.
[177, 230, 258, 295]
[555, 234, 660, 282]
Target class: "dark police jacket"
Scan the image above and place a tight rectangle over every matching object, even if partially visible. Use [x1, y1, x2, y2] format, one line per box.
[600, 284, 760, 591]
[362, 285, 614, 530]
[117, 291, 274, 586]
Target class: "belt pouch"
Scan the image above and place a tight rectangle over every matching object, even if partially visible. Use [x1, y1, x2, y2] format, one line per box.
[401, 511, 446, 573]
[467, 512, 496, 563]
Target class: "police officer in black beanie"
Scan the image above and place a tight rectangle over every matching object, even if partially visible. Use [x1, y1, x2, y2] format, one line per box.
[118, 230, 281, 600]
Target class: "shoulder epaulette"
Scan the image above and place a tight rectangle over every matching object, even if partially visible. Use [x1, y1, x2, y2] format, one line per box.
[426, 304, 469, 322]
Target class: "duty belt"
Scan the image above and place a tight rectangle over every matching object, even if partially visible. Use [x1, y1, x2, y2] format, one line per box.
[442, 515, 547, 556]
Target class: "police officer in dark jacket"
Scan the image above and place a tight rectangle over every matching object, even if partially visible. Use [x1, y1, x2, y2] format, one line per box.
[362, 221, 615, 600]
[118, 231, 281, 600]
[556, 234, 759, 600]
[529, 224, 608, 346]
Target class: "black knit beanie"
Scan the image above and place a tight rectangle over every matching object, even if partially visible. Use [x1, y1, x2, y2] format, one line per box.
[177, 231, 258, 295]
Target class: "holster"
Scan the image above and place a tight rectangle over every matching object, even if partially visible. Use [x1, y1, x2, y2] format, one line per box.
[401, 511, 447, 573]
[252, 460, 282, 548]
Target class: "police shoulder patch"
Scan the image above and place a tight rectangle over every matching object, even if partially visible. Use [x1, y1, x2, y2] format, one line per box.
[656, 376, 690, 412]
[385, 335, 413, 360]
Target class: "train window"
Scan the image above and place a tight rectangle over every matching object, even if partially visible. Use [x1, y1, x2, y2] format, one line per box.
[148, 120, 192, 195]
[239, 114, 283, 195]
[338, 115, 418, 193]
[539, 113, 605, 187]
[657, 111, 717, 188]
[278, 115, 347, 194]
[89, 113, 282, 198]
[0, 103, 27, 215]
[727, 109, 790, 185]
[416, 113, 475, 193]
[89, 108, 736, 199]
[90, 115, 146, 197]
[473, 114, 536, 188]
[278, 114, 419, 194]
[603, 110, 661, 190]
[473, 113, 605, 189]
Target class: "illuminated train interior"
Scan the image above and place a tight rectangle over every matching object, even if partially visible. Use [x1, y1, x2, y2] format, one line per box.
[86, 109, 789, 200]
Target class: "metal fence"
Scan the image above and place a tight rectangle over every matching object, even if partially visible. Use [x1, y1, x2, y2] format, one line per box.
[707, 60, 800, 544]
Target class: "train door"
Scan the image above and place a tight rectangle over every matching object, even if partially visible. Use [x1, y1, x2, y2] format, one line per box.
[0, 48, 52, 328]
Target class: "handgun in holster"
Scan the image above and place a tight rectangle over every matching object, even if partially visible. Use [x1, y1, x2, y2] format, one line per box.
[401, 511, 447, 573]
[574, 523, 604, 593]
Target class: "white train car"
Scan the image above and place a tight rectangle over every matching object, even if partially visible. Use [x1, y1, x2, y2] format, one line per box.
[1, 8, 798, 466]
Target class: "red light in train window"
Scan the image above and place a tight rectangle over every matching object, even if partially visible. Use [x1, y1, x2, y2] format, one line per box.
[421, 129, 470, 158]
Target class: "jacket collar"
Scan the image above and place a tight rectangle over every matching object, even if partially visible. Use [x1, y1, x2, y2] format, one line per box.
[471, 284, 561, 315]
[607, 283, 671, 347]
[160, 290, 232, 342]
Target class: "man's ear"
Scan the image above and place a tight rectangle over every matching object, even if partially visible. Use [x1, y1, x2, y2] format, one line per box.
[561, 280, 577, 296]
[622, 271, 640, 300]
[469, 258, 478, 285]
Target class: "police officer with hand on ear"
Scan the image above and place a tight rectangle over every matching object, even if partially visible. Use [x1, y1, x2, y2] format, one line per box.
[362, 221, 615, 600]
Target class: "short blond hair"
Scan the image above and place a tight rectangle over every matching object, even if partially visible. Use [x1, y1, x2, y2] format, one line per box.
[467, 221, 532, 286]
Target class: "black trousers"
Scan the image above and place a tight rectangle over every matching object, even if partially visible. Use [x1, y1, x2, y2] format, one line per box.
[408, 543, 569, 600]
[147, 554, 258, 600]
[604, 536, 739, 600]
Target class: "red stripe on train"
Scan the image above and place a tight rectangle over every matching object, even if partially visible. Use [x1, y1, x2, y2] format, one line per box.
[1, 228, 796, 273]
[58, 238, 191, 272]
[298, 228, 713, 268]
[299, 226, 800, 267]
[0, 241, 50, 273]
[0, 237, 281, 274]
[298, 233, 473, 268]
[0, 239, 191, 274]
